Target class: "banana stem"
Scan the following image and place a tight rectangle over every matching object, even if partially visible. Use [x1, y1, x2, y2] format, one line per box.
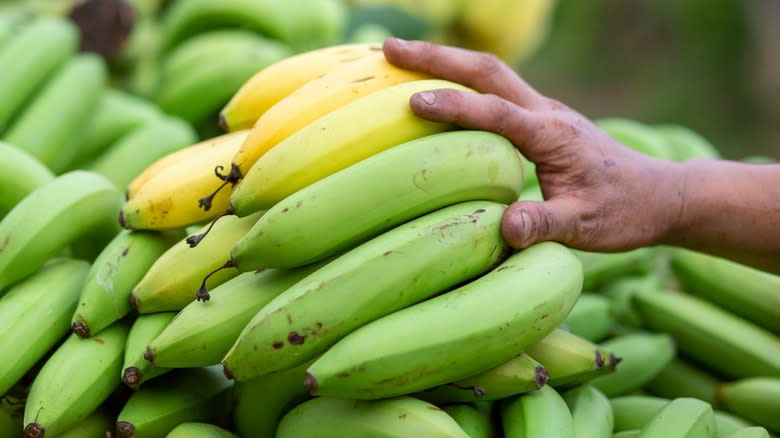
[196, 259, 238, 302]
[185, 206, 236, 248]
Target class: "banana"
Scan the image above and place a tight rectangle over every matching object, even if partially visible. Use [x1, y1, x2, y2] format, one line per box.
[166, 423, 237, 438]
[611, 395, 753, 435]
[501, 385, 574, 438]
[0, 171, 122, 293]
[130, 212, 261, 313]
[614, 432, 641, 438]
[645, 358, 720, 405]
[121, 130, 248, 230]
[276, 396, 470, 438]
[564, 384, 614, 438]
[155, 30, 292, 125]
[0, 10, 28, 49]
[442, 404, 494, 438]
[146, 264, 322, 369]
[222, 201, 513, 381]
[0, 142, 53, 219]
[58, 407, 114, 438]
[0, 17, 78, 133]
[716, 378, 780, 433]
[601, 275, 659, 330]
[223, 50, 431, 190]
[4, 53, 106, 172]
[518, 183, 543, 201]
[22, 322, 128, 438]
[653, 124, 720, 161]
[0, 396, 23, 438]
[573, 247, 657, 291]
[415, 354, 548, 404]
[632, 289, 780, 379]
[232, 359, 314, 438]
[723, 427, 771, 438]
[670, 249, 780, 334]
[230, 130, 524, 269]
[590, 332, 676, 398]
[229, 79, 468, 215]
[87, 116, 198, 192]
[72, 230, 179, 338]
[563, 293, 614, 342]
[115, 366, 234, 438]
[72, 89, 161, 170]
[637, 397, 716, 438]
[122, 312, 177, 390]
[0, 258, 89, 396]
[304, 241, 582, 399]
[523, 328, 617, 389]
[220, 43, 380, 132]
[160, 0, 347, 53]
[594, 118, 674, 160]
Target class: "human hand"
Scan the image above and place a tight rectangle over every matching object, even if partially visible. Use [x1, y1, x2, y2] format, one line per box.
[383, 38, 685, 253]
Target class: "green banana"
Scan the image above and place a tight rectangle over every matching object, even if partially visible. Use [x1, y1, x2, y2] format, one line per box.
[723, 427, 771, 438]
[415, 354, 548, 404]
[304, 241, 582, 399]
[637, 397, 716, 438]
[0, 17, 78, 132]
[5, 53, 106, 172]
[715, 412, 758, 436]
[0, 142, 53, 219]
[524, 328, 617, 389]
[22, 322, 128, 438]
[276, 396, 470, 438]
[87, 116, 198, 191]
[0, 395, 23, 438]
[595, 118, 673, 160]
[590, 332, 676, 397]
[520, 154, 539, 188]
[129, 212, 262, 313]
[670, 249, 780, 334]
[166, 423, 237, 438]
[122, 312, 177, 390]
[518, 183, 543, 201]
[716, 378, 780, 433]
[0, 258, 88, 396]
[601, 275, 659, 330]
[614, 432, 640, 438]
[232, 130, 524, 269]
[223, 201, 512, 381]
[72, 230, 179, 338]
[563, 293, 614, 342]
[564, 384, 614, 438]
[156, 29, 292, 125]
[147, 264, 323, 369]
[58, 407, 114, 438]
[0, 171, 122, 293]
[633, 289, 780, 379]
[442, 404, 494, 438]
[72, 89, 161, 170]
[160, 0, 347, 53]
[573, 248, 657, 291]
[232, 360, 314, 438]
[645, 358, 720, 405]
[653, 124, 720, 161]
[501, 385, 574, 438]
[0, 10, 28, 49]
[115, 366, 234, 438]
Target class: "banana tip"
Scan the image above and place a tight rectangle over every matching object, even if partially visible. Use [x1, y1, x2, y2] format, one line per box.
[72, 321, 91, 338]
[116, 421, 135, 438]
[122, 367, 142, 389]
[218, 113, 229, 132]
[23, 423, 44, 438]
[534, 365, 550, 389]
[303, 372, 318, 394]
[118, 209, 126, 228]
[129, 293, 139, 312]
[143, 346, 154, 364]
[222, 363, 234, 380]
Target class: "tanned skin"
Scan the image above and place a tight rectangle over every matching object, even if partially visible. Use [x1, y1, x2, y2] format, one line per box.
[383, 38, 780, 274]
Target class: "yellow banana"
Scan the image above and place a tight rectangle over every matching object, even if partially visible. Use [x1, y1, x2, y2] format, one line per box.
[120, 130, 248, 230]
[220, 42, 381, 132]
[231, 79, 467, 214]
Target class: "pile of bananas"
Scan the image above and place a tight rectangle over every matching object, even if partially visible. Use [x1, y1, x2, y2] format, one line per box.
[1, 25, 780, 438]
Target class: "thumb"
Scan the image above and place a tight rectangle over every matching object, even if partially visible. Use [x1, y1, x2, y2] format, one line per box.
[501, 198, 580, 249]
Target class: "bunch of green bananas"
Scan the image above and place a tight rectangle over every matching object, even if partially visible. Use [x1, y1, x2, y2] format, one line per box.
[2, 37, 780, 438]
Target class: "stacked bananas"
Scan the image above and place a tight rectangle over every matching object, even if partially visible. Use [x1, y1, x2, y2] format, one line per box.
[0, 13, 198, 200]
[2, 35, 780, 438]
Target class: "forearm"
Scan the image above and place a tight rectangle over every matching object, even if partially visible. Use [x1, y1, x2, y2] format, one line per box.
[661, 159, 780, 274]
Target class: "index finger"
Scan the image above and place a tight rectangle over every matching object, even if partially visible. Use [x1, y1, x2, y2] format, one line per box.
[382, 38, 547, 110]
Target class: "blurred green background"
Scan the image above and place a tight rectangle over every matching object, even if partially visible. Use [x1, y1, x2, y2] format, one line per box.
[518, 0, 780, 160]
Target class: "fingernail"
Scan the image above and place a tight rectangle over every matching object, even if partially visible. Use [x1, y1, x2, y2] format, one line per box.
[519, 210, 532, 246]
[394, 37, 409, 45]
[417, 91, 436, 105]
